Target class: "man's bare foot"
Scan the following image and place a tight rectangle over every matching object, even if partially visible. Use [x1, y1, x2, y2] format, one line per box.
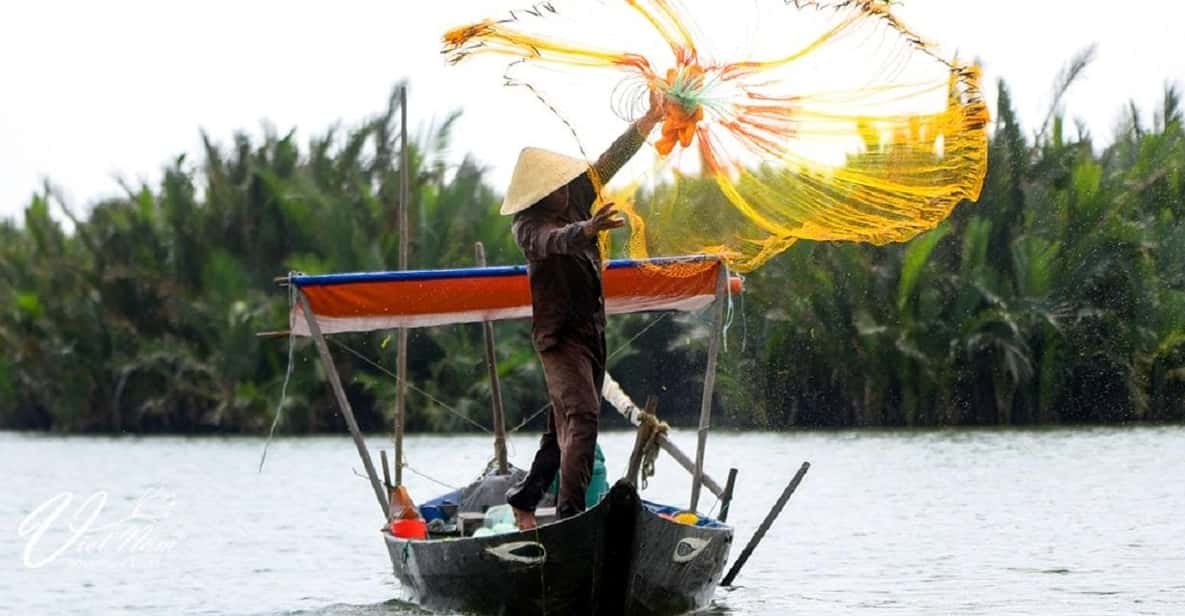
[512, 506, 537, 530]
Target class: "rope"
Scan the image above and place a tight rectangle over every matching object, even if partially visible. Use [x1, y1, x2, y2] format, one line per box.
[295, 306, 673, 438]
[607, 312, 671, 362]
[635, 408, 669, 491]
[258, 275, 297, 473]
[328, 337, 492, 434]
[706, 493, 721, 518]
[721, 265, 736, 353]
[739, 277, 748, 353]
[403, 460, 463, 492]
[510, 402, 553, 434]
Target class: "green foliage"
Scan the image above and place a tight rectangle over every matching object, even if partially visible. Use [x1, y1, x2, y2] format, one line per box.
[2, 76, 1183, 433]
[717, 78, 1185, 427]
[0, 85, 540, 433]
[898, 224, 951, 312]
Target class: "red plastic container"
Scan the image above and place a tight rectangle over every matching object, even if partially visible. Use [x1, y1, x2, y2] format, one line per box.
[390, 518, 428, 540]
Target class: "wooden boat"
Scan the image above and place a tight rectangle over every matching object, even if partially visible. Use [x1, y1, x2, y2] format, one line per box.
[276, 255, 751, 614]
[384, 480, 733, 616]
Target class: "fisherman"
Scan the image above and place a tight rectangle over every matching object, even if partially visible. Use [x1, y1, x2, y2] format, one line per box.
[504, 89, 666, 528]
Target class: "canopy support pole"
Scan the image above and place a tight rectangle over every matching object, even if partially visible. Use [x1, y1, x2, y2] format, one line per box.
[394, 84, 410, 486]
[690, 263, 727, 512]
[476, 242, 509, 474]
[718, 468, 739, 523]
[298, 291, 389, 520]
[602, 374, 725, 499]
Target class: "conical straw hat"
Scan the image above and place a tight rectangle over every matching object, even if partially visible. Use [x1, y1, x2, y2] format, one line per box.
[500, 147, 589, 215]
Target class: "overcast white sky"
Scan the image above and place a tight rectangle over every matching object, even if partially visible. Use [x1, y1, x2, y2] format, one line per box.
[1, 1, 1182, 222]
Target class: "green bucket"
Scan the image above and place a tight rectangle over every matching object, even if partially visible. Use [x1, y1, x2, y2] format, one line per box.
[548, 443, 610, 508]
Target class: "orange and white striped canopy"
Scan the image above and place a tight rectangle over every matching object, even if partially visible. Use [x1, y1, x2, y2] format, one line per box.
[289, 257, 740, 336]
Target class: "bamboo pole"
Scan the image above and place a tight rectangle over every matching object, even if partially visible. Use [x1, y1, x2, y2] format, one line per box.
[718, 468, 739, 523]
[394, 84, 410, 485]
[601, 374, 725, 498]
[380, 450, 392, 488]
[297, 291, 389, 519]
[476, 242, 509, 474]
[690, 264, 728, 512]
[720, 462, 810, 587]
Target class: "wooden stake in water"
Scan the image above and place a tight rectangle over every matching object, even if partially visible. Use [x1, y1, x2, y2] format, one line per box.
[476, 242, 509, 474]
[720, 461, 810, 587]
[394, 84, 410, 486]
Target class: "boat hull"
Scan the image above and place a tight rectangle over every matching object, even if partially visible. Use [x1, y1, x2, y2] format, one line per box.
[625, 501, 733, 615]
[384, 481, 732, 615]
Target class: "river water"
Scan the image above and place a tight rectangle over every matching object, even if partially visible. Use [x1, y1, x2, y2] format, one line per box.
[3, 426, 1183, 615]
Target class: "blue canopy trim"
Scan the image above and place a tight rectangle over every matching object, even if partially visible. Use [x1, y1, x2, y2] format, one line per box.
[290, 255, 716, 287]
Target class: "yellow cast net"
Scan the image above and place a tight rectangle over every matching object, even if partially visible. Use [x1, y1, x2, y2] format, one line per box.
[444, 0, 989, 273]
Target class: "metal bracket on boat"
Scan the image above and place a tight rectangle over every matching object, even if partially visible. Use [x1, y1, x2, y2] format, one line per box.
[486, 541, 548, 566]
[672, 537, 711, 563]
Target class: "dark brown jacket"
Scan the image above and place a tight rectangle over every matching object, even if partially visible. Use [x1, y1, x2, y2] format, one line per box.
[512, 125, 647, 351]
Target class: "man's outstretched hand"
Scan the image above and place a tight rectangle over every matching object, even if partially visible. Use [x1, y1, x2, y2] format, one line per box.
[583, 203, 626, 238]
[636, 88, 667, 136]
[646, 87, 667, 122]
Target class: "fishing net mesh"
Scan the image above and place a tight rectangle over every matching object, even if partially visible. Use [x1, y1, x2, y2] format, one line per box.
[445, 0, 989, 274]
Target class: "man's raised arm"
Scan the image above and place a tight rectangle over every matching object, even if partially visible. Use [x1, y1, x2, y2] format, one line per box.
[590, 90, 666, 185]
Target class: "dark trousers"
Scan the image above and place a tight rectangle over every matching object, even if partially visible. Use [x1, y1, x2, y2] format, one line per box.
[507, 335, 606, 519]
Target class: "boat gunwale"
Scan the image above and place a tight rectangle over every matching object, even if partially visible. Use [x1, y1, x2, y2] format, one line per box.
[380, 493, 733, 546]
